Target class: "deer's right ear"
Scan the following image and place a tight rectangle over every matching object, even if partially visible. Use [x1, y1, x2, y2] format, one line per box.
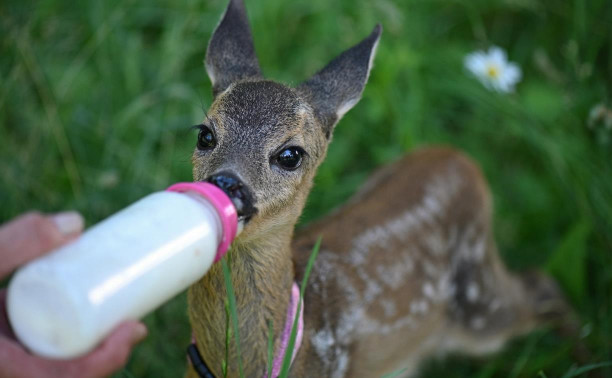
[205, 0, 261, 97]
[298, 24, 382, 138]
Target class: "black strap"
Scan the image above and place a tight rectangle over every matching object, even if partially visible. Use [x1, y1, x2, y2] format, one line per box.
[187, 343, 217, 378]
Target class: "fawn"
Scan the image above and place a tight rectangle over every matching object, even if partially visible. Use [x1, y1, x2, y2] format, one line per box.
[186, 0, 567, 376]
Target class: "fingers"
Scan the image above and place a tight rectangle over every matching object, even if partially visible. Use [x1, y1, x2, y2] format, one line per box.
[0, 289, 15, 339]
[0, 321, 147, 378]
[0, 211, 144, 377]
[0, 211, 84, 278]
[76, 321, 148, 378]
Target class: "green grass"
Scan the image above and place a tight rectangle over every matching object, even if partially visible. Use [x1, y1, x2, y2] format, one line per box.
[222, 236, 321, 378]
[1, 0, 611, 376]
[221, 256, 245, 378]
[278, 236, 321, 377]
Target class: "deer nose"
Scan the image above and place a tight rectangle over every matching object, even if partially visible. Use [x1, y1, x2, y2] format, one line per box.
[205, 172, 257, 221]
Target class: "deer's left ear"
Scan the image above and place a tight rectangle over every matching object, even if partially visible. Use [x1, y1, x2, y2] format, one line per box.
[298, 24, 382, 138]
[206, 0, 262, 97]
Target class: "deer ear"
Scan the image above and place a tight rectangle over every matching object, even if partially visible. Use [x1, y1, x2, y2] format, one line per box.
[206, 0, 262, 97]
[298, 24, 381, 138]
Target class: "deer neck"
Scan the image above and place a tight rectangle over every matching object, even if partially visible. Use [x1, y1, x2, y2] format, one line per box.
[188, 223, 296, 376]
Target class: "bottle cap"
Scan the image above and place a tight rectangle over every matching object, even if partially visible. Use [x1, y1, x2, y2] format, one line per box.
[166, 182, 238, 262]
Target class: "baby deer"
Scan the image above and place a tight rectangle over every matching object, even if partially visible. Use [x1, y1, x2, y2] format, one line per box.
[186, 0, 567, 376]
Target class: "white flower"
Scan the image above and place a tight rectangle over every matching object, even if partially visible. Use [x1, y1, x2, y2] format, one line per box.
[464, 46, 522, 93]
[588, 103, 612, 130]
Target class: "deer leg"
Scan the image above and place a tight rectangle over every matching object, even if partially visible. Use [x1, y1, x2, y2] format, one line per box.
[442, 234, 569, 356]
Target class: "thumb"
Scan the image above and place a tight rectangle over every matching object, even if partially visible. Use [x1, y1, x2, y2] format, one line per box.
[0, 211, 84, 278]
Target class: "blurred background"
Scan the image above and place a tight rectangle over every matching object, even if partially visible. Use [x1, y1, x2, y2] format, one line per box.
[1, 0, 610, 376]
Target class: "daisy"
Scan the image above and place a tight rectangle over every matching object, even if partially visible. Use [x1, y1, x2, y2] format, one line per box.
[588, 103, 612, 130]
[464, 46, 522, 93]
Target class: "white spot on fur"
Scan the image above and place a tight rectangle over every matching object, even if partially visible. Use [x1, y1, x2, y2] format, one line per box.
[466, 282, 480, 302]
[401, 254, 416, 274]
[333, 353, 350, 378]
[424, 195, 442, 215]
[312, 328, 335, 364]
[361, 312, 416, 336]
[380, 299, 398, 317]
[336, 269, 360, 305]
[422, 282, 436, 299]
[437, 272, 453, 301]
[337, 309, 361, 343]
[489, 299, 502, 312]
[410, 299, 429, 315]
[378, 315, 416, 334]
[472, 237, 486, 261]
[297, 104, 309, 117]
[415, 206, 434, 224]
[376, 255, 414, 290]
[470, 316, 486, 330]
[453, 224, 490, 266]
[423, 230, 447, 257]
[363, 279, 383, 304]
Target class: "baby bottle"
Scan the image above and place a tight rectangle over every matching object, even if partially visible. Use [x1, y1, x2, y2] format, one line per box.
[7, 182, 238, 359]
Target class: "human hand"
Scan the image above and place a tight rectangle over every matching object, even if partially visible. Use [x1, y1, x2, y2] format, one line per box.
[0, 212, 147, 378]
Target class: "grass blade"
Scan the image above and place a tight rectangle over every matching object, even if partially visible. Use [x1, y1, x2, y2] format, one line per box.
[561, 361, 612, 378]
[381, 368, 408, 378]
[221, 256, 245, 378]
[223, 298, 230, 378]
[279, 236, 322, 377]
[267, 320, 274, 378]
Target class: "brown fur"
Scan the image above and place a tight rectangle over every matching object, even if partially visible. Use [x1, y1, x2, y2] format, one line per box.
[185, 1, 567, 377]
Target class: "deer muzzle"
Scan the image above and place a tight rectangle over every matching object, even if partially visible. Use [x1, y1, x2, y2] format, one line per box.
[205, 172, 258, 222]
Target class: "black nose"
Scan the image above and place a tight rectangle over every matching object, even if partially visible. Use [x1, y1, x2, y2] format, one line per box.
[205, 172, 257, 221]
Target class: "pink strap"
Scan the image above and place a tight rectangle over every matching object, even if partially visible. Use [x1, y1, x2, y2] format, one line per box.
[189, 283, 304, 377]
[166, 182, 238, 262]
[267, 282, 304, 378]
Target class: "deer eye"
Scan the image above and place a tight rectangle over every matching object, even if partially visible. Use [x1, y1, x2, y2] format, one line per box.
[197, 125, 216, 150]
[275, 147, 304, 171]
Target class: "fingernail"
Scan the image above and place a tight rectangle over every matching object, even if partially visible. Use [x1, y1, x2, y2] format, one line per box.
[51, 211, 84, 236]
[131, 323, 148, 343]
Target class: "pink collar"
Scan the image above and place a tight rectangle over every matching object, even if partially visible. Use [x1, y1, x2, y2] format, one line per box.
[268, 282, 304, 377]
[188, 282, 304, 378]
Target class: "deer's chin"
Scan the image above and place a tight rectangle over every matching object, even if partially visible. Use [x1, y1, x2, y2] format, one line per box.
[235, 210, 294, 240]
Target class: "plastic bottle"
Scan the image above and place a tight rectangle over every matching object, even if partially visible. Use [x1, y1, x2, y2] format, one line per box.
[7, 182, 238, 359]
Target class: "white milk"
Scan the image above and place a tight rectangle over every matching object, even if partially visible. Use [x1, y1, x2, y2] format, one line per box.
[7, 183, 238, 359]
